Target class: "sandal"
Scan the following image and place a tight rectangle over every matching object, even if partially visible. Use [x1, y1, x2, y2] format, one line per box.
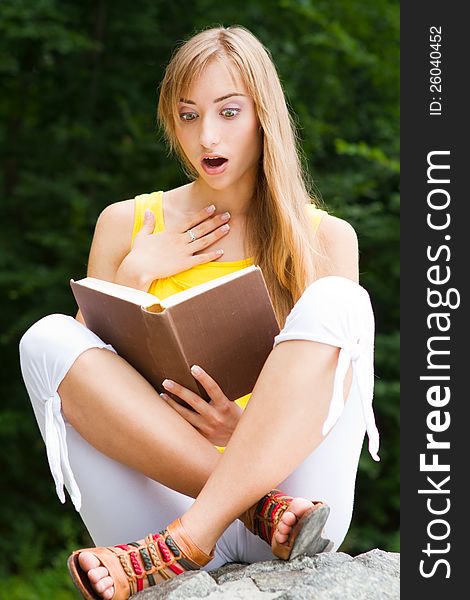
[67, 518, 214, 600]
[241, 490, 333, 560]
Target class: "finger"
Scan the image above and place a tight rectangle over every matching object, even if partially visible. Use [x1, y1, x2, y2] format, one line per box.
[180, 204, 216, 233]
[191, 249, 226, 265]
[189, 221, 230, 253]
[162, 379, 212, 416]
[189, 365, 226, 406]
[186, 212, 231, 245]
[137, 208, 155, 236]
[160, 393, 203, 428]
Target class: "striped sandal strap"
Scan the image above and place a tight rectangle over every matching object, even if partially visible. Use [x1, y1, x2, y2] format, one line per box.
[113, 519, 213, 594]
[252, 490, 294, 545]
[67, 519, 215, 600]
[251, 490, 327, 547]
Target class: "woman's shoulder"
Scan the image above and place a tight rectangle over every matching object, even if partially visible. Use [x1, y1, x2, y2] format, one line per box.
[316, 212, 358, 247]
[312, 210, 359, 282]
[304, 203, 356, 242]
[98, 190, 163, 222]
[98, 197, 135, 224]
[96, 190, 163, 235]
[304, 203, 326, 231]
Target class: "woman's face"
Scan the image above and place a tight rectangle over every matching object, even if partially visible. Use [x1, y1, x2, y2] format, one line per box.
[175, 59, 263, 191]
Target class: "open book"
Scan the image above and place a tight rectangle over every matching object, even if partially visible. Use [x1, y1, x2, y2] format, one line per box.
[70, 265, 280, 405]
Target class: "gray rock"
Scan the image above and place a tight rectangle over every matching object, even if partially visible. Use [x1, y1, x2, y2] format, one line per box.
[135, 571, 217, 599]
[203, 578, 280, 599]
[132, 550, 399, 599]
[355, 548, 400, 578]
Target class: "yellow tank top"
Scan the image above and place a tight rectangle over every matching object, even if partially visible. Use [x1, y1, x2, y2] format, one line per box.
[130, 191, 325, 448]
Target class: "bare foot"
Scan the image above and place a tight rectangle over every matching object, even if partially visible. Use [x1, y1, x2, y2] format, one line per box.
[74, 498, 323, 597]
[273, 497, 317, 545]
[78, 551, 118, 599]
[72, 522, 213, 599]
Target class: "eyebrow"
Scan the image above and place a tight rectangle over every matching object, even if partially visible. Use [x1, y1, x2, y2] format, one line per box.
[179, 93, 247, 105]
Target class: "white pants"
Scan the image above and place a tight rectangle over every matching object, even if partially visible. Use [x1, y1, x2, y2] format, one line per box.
[19, 276, 379, 570]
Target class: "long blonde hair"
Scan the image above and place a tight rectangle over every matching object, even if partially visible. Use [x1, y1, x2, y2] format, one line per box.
[157, 25, 321, 326]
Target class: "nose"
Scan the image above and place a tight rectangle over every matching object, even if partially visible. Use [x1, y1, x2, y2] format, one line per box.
[199, 115, 220, 149]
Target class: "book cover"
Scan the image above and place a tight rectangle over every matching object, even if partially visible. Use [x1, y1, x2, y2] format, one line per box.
[70, 266, 280, 405]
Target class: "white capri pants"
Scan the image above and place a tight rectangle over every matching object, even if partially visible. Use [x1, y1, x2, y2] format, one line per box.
[19, 276, 379, 570]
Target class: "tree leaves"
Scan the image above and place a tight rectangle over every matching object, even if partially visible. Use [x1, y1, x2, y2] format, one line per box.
[0, 0, 400, 578]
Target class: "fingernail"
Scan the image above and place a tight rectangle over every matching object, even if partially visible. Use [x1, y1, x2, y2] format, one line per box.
[162, 379, 174, 389]
[216, 249, 224, 255]
[206, 204, 216, 213]
[220, 224, 230, 232]
[160, 393, 170, 401]
[191, 365, 202, 375]
[221, 211, 230, 220]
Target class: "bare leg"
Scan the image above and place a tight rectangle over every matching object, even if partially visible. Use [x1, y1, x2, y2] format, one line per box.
[59, 347, 221, 499]
[59, 343, 324, 542]
[80, 338, 350, 598]
[183, 339, 344, 550]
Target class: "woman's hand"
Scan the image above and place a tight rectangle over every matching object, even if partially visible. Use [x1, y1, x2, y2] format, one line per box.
[160, 365, 243, 447]
[114, 205, 231, 290]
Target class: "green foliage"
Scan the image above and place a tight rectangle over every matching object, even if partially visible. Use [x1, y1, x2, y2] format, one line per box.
[1, 548, 78, 600]
[0, 0, 399, 590]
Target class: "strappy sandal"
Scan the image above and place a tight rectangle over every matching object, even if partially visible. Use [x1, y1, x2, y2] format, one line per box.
[67, 518, 214, 600]
[241, 490, 333, 560]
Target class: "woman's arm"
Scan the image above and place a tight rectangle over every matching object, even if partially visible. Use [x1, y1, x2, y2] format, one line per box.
[315, 214, 359, 283]
[75, 200, 135, 324]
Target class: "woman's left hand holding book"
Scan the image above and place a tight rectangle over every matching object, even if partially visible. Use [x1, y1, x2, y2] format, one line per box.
[159, 364, 243, 446]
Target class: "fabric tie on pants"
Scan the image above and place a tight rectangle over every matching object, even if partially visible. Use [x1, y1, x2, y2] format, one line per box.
[45, 392, 82, 511]
[322, 340, 380, 462]
[273, 276, 380, 463]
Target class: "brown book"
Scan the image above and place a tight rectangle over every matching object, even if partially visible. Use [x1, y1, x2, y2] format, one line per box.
[70, 265, 280, 405]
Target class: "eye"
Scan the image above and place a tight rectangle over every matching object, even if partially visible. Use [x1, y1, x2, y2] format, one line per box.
[180, 112, 197, 122]
[221, 108, 240, 119]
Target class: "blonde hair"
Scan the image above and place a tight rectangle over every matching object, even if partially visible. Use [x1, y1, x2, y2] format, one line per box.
[157, 25, 321, 326]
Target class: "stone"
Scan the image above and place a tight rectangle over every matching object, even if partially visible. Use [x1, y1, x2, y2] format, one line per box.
[134, 571, 217, 599]
[133, 550, 399, 599]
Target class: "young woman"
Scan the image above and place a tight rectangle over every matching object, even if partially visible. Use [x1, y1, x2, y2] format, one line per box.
[19, 25, 380, 600]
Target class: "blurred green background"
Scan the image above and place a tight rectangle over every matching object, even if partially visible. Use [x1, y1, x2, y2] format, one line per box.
[0, 0, 399, 597]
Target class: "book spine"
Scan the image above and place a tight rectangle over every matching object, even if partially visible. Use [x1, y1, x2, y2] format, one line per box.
[163, 267, 280, 402]
[141, 308, 206, 403]
[165, 310, 211, 402]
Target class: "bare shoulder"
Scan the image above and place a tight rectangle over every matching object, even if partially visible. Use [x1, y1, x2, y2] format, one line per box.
[95, 199, 135, 242]
[316, 213, 359, 282]
[317, 213, 358, 249]
[87, 199, 135, 278]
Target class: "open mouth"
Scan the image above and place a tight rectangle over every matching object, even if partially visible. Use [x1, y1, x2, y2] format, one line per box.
[203, 157, 228, 168]
[201, 156, 229, 175]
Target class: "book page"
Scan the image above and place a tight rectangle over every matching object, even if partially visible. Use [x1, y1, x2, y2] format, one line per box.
[72, 277, 161, 308]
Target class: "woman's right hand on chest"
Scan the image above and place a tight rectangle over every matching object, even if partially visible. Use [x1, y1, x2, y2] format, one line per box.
[115, 204, 231, 290]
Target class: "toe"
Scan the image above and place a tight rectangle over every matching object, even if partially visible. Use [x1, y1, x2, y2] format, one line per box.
[274, 530, 289, 544]
[94, 575, 115, 596]
[280, 510, 297, 527]
[275, 498, 316, 547]
[78, 550, 101, 572]
[286, 498, 315, 521]
[77, 551, 114, 599]
[103, 587, 115, 600]
[88, 566, 111, 584]
[277, 520, 293, 536]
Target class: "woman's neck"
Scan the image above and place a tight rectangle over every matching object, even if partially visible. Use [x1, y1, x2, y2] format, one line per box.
[186, 178, 254, 217]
